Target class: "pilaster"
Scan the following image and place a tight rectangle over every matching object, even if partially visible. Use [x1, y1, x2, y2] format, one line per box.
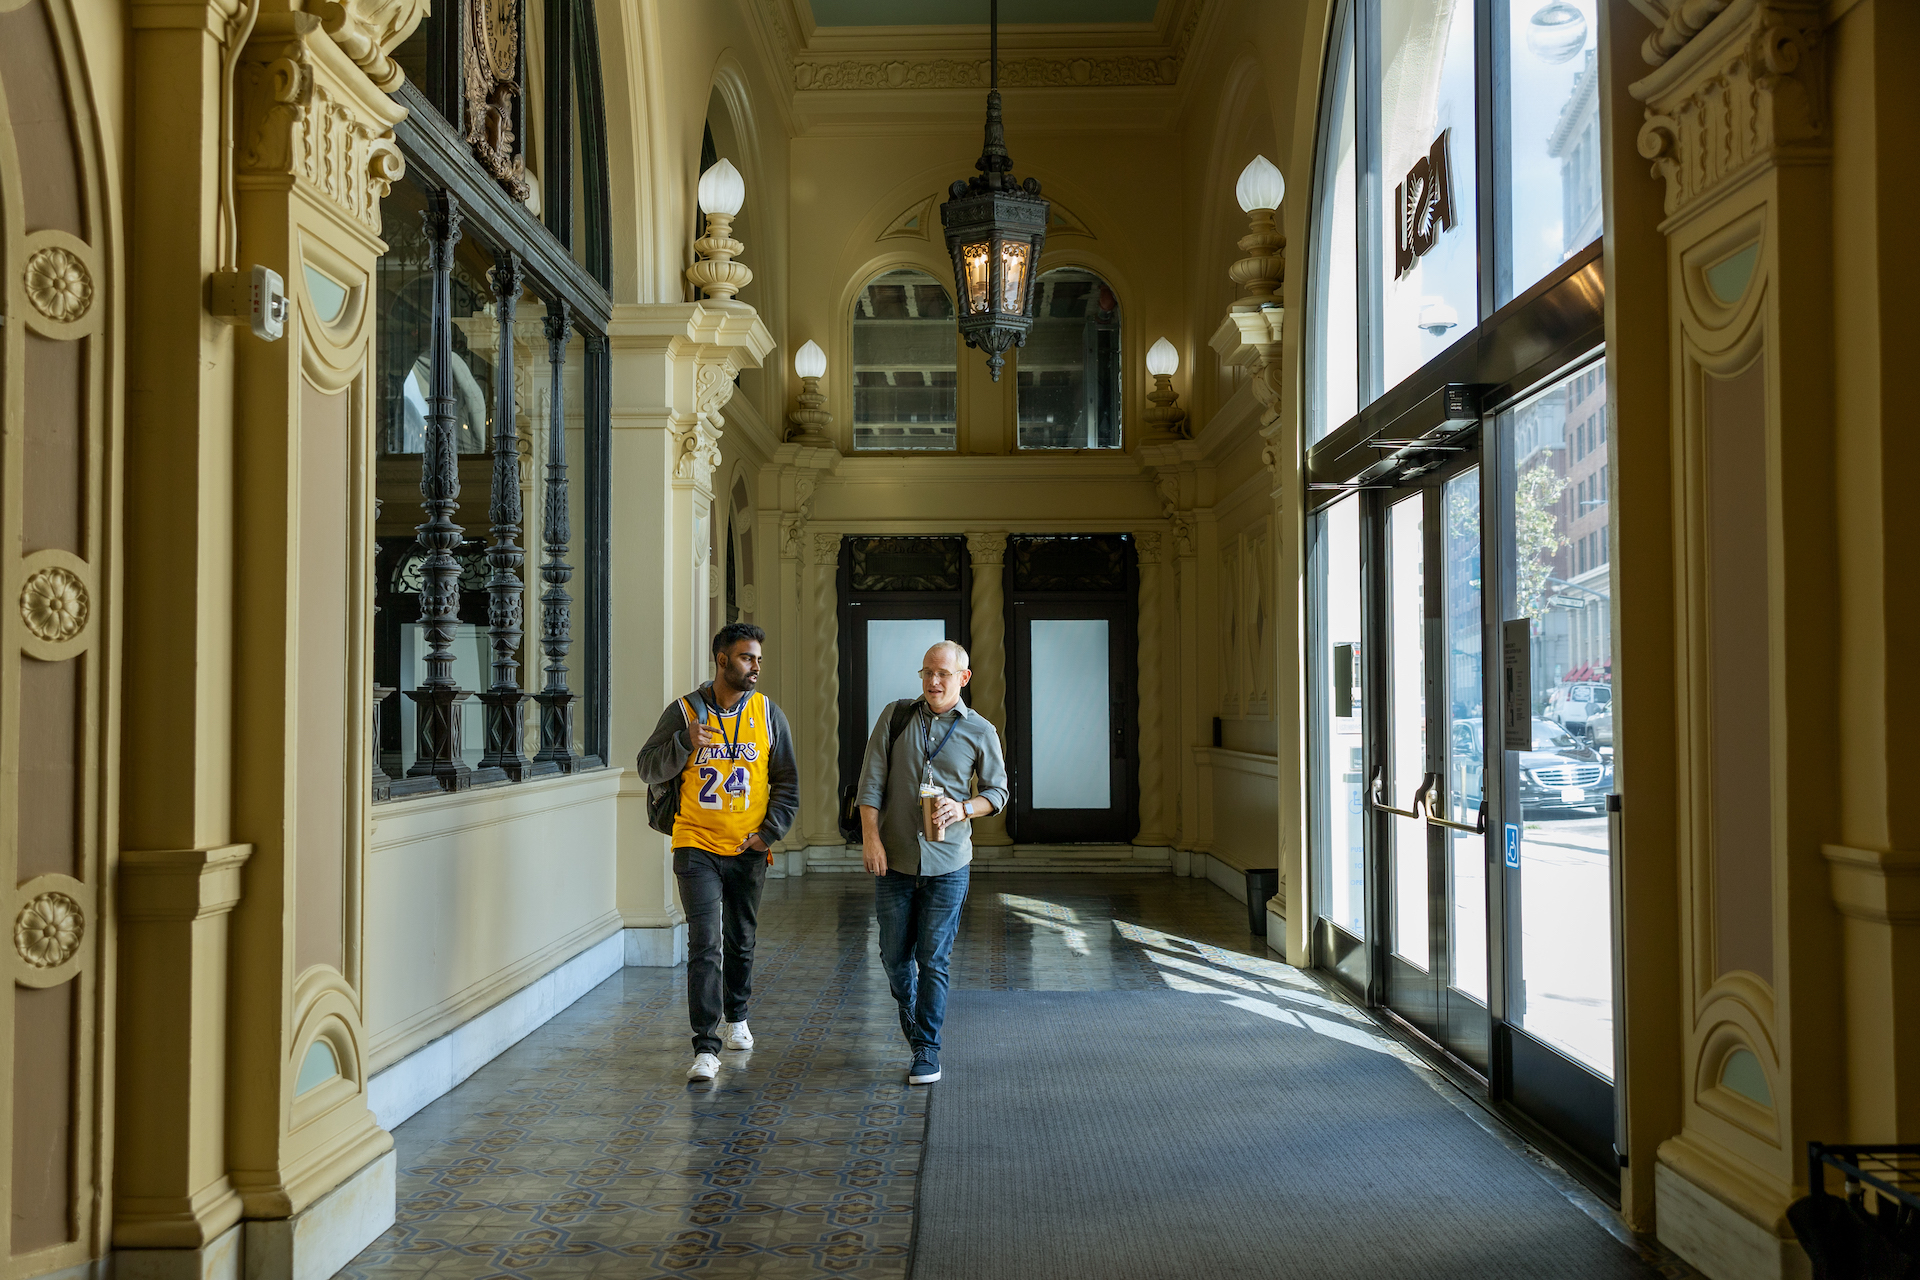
[964, 532, 1012, 850]
[113, 847, 252, 1250]
[763, 442, 839, 868]
[802, 530, 844, 849]
[603, 301, 773, 942]
[1629, 2, 1839, 1273]
[1130, 531, 1173, 849]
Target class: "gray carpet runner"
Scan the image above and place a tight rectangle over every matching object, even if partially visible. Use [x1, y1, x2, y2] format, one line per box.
[913, 988, 1658, 1280]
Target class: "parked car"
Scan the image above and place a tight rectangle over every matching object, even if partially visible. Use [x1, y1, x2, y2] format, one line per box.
[1545, 680, 1612, 738]
[1587, 706, 1613, 753]
[1452, 717, 1612, 819]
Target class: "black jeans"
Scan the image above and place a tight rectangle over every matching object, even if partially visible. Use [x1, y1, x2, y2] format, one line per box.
[674, 847, 768, 1055]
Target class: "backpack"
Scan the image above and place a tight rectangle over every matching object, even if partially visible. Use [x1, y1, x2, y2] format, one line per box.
[646, 689, 709, 836]
[837, 699, 921, 841]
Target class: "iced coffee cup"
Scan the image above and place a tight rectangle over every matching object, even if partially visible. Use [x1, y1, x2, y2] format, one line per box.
[920, 784, 946, 842]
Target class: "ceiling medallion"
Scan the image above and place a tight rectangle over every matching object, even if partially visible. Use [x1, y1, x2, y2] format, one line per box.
[21, 566, 89, 643]
[15, 892, 83, 969]
[25, 247, 93, 324]
[939, 0, 1049, 382]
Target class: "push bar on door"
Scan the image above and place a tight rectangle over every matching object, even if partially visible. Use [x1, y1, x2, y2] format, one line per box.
[1369, 766, 1433, 821]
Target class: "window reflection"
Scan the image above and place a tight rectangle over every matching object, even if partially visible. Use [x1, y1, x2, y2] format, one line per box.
[1378, 0, 1479, 390]
[1313, 497, 1365, 937]
[852, 268, 958, 452]
[1501, 0, 1600, 303]
[1016, 266, 1121, 450]
[1311, 20, 1359, 442]
[1499, 355, 1615, 1078]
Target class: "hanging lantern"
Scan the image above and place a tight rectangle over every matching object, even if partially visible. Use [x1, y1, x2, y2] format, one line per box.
[940, 0, 1049, 381]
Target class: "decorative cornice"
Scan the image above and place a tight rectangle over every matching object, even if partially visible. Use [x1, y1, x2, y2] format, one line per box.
[237, 26, 407, 235]
[1640, 0, 1735, 68]
[310, 0, 428, 90]
[786, 0, 1205, 92]
[1631, 1, 1826, 222]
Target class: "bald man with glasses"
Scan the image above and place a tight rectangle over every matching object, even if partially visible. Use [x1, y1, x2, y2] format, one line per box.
[856, 640, 1008, 1085]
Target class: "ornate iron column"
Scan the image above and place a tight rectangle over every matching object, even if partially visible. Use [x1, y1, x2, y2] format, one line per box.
[478, 247, 530, 779]
[402, 190, 474, 792]
[534, 298, 577, 772]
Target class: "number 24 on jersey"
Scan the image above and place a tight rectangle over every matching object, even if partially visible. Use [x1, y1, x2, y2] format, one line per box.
[697, 765, 751, 811]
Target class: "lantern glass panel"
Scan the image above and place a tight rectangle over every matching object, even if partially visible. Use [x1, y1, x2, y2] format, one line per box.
[1000, 241, 1031, 313]
[961, 241, 992, 313]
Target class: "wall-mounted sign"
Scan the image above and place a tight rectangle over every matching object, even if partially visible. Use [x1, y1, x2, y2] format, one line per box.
[1502, 618, 1532, 751]
[1395, 129, 1458, 279]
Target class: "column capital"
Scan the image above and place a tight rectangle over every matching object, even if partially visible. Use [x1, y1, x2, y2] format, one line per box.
[1131, 530, 1164, 566]
[1629, 0, 1826, 223]
[965, 530, 1008, 565]
[233, 18, 407, 244]
[809, 530, 842, 567]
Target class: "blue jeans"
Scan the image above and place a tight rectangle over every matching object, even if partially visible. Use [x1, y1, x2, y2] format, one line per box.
[873, 865, 970, 1053]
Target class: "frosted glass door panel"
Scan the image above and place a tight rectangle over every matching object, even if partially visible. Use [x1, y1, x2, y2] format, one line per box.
[866, 618, 948, 737]
[1029, 618, 1112, 809]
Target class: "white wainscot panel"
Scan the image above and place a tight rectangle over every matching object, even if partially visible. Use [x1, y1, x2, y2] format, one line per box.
[365, 769, 623, 1079]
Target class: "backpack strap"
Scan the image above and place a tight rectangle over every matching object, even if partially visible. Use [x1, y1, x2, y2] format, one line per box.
[887, 698, 918, 760]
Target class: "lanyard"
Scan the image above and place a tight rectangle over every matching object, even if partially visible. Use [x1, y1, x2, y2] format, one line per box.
[710, 691, 746, 760]
[922, 704, 961, 784]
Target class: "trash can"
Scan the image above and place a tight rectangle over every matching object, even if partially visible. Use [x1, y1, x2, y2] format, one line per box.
[1245, 867, 1279, 936]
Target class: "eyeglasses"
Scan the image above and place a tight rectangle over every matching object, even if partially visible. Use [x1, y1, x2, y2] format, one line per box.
[918, 669, 962, 679]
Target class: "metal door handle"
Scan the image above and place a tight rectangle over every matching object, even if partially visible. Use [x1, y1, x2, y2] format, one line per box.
[1427, 799, 1487, 835]
[1369, 766, 1432, 821]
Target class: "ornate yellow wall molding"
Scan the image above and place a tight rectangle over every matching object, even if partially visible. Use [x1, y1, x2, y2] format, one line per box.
[778, 0, 1206, 92]
[1630, 0, 1826, 224]
[236, 19, 407, 238]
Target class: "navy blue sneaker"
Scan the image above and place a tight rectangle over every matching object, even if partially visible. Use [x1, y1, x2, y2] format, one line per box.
[908, 1051, 941, 1085]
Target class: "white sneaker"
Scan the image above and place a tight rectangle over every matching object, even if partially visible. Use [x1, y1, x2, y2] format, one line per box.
[686, 1052, 720, 1081]
[723, 1021, 754, 1051]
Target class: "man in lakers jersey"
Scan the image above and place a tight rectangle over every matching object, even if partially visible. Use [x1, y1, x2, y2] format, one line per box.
[638, 623, 800, 1082]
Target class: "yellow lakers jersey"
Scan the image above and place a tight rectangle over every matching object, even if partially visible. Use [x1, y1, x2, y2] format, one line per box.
[671, 692, 773, 857]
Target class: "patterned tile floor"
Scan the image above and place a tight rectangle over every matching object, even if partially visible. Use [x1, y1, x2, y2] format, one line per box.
[341, 872, 1701, 1280]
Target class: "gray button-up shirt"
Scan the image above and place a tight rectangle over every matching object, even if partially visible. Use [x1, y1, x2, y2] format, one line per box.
[856, 698, 1009, 876]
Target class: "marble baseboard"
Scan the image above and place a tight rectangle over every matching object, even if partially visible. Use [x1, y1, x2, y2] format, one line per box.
[623, 922, 688, 967]
[1655, 1160, 1811, 1280]
[368, 933, 623, 1130]
[244, 1151, 394, 1280]
[116, 1222, 242, 1280]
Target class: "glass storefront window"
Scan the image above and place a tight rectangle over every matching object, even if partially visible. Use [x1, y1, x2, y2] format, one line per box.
[375, 175, 504, 776]
[1498, 356, 1614, 1078]
[1442, 470, 1486, 1003]
[1311, 15, 1359, 442]
[1313, 497, 1365, 937]
[1386, 492, 1428, 970]
[1017, 267, 1122, 450]
[852, 268, 957, 451]
[1498, 0, 1600, 303]
[1378, 0, 1479, 391]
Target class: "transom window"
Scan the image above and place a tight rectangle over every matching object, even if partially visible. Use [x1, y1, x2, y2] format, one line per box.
[1308, 0, 1601, 441]
[851, 268, 957, 452]
[1016, 267, 1121, 450]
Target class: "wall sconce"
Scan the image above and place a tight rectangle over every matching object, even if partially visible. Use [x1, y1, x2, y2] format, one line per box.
[686, 158, 752, 300]
[1142, 338, 1188, 441]
[1229, 155, 1286, 311]
[787, 339, 833, 445]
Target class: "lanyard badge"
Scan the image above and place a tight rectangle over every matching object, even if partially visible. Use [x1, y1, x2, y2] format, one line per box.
[712, 696, 748, 811]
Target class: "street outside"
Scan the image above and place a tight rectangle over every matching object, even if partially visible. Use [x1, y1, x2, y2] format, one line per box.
[1516, 813, 1614, 1078]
